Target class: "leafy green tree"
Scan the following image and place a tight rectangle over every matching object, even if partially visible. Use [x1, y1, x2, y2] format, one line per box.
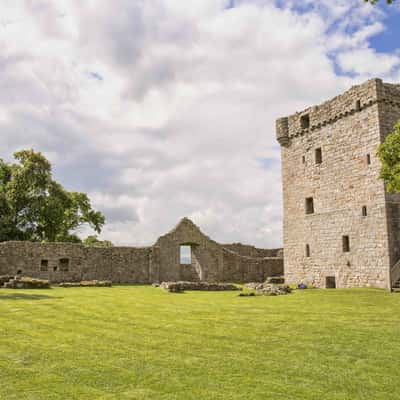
[83, 235, 113, 248]
[0, 149, 105, 243]
[364, 0, 395, 3]
[378, 123, 400, 193]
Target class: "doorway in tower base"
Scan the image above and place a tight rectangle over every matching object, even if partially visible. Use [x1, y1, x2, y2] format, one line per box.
[326, 276, 336, 289]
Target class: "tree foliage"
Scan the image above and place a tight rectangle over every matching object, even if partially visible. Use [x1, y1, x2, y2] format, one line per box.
[378, 123, 400, 193]
[0, 149, 106, 243]
[364, 0, 395, 4]
[83, 235, 114, 248]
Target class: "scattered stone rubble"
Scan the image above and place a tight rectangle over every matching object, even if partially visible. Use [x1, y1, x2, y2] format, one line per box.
[59, 280, 112, 287]
[159, 281, 241, 293]
[244, 278, 291, 296]
[1, 276, 50, 289]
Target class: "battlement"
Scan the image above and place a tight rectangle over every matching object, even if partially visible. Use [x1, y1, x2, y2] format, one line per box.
[276, 78, 400, 146]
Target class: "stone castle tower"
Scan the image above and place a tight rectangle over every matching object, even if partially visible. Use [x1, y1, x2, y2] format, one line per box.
[276, 78, 400, 289]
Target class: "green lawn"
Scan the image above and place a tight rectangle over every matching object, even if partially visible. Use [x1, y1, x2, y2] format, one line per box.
[1, 286, 400, 400]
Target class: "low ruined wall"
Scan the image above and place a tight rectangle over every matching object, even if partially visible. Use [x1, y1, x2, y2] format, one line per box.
[0, 234, 283, 284]
[0, 242, 154, 284]
[222, 243, 282, 258]
[221, 248, 283, 283]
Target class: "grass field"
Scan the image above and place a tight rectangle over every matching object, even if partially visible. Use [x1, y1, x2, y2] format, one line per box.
[1, 286, 400, 400]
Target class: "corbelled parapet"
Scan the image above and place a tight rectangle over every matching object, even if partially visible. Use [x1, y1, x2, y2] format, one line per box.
[275, 78, 400, 145]
[276, 117, 289, 147]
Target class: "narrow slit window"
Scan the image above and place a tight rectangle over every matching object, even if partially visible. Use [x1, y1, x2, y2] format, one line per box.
[300, 114, 310, 129]
[305, 244, 310, 257]
[40, 259, 48, 271]
[180, 245, 191, 265]
[59, 258, 70, 272]
[366, 154, 371, 165]
[342, 236, 350, 253]
[355, 100, 361, 111]
[362, 206, 367, 217]
[315, 148, 322, 164]
[305, 197, 314, 215]
[302, 155, 305, 164]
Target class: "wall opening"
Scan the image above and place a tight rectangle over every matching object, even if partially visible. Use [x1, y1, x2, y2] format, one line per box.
[305, 244, 310, 257]
[16, 270, 22, 275]
[59, 258, 70, 272]
[342, 236, 350, 253]
[302, 155, 305, 164]
[355, 100, 361, 111]
[315, 148, 322, 164]
[366, 154, 371, 165]
[180, 245, 192, 265]
[305, 197, 314, 215]
[40, 260, 48, 271]
[300, 114, 310, 129]
[326, 276, 336, 289]
[362, 206, 367, 217]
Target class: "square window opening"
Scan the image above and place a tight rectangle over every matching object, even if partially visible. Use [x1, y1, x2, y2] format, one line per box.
[40, 259, 48, 271]
[180, 245, 192, 265]
[315, 148, 322, 164]
[305, 197, 314, 215]
[300, 114, 310, 129]
[342, 236, 350, 253]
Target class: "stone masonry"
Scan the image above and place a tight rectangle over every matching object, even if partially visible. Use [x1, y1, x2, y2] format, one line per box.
[0, 218, 283, 284]
[276, 78, 400, 289]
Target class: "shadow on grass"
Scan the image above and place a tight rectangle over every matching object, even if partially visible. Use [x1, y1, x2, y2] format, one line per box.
[0, 293, 60, 301]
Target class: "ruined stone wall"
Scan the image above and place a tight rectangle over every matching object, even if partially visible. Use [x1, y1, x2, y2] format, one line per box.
[0, 218, 283, 284]
[0, 242, 153, 284]
[221, 243, 281, 258]
[277, 79, 398, 289]
[221, 248, 283, 282]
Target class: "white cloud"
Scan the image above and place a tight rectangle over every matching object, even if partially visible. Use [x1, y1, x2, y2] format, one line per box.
[0, 0, 399, 247]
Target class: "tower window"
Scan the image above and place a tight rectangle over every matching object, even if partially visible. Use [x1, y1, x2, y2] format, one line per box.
[362, 206, 367, 217]
[315, 148, 322, 164]
[342, 236, 350, 253]
[305, 197, 314, 215]
[355, 100, 361, 111]
[300, 114, 310, 129]
[59, 258, 70, 272]
[302, 155, 305, 164]
[40, 260, 48, 271]
[366, 154, 371, 165]
[180, 245, 192, 265]
[305, 244, 310, 257]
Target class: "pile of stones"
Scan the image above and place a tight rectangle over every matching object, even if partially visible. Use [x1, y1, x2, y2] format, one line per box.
[244, 279, 291, 296]
[59, 280, 112, 287]
[255, 284, 292, 296]
[1, 276, 50, 289]
[159, 281, 241, 293]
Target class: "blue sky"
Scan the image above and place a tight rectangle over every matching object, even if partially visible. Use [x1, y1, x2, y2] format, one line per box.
[0, 0, 399, 247]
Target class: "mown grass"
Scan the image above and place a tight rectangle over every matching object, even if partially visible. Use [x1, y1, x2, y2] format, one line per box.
[1, 286, 400, 399]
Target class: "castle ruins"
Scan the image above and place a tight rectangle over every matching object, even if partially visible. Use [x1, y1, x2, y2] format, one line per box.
[0, 218, 283, 284]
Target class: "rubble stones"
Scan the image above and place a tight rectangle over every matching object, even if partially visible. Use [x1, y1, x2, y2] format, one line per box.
[159, 281, 241, 293]
[59, 280, 112, 287]
[3, 276, 50, 289]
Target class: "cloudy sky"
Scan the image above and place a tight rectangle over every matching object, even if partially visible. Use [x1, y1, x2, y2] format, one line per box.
[1, 0, 400, 247]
